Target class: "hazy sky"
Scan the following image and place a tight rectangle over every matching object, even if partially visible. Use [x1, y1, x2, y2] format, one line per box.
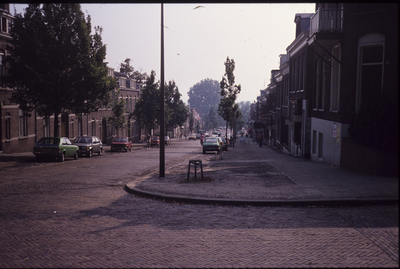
[12, 3, 316, 104]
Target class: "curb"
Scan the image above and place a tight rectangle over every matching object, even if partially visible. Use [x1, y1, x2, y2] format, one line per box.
[123, 185, 398, 207]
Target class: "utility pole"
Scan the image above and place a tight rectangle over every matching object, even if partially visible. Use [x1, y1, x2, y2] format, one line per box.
[159, 3, 165, 177]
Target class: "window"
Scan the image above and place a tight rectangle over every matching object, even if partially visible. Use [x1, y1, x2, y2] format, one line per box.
[356, 33, 385, 112]
[321, 58, 327, 110]
[5, 113, 10, 139]
[69, 121, 74, 138]
[283, 79, 289, 107]
[1, 17, 7, 32]
[314, 58, 321, 109]
[120, 78, 126, 87]
[78, 117, 83, 136]
[1, 16, 12, 33]
[19, 108, 28, 137]
[0, 52, 3, 87]
[330, 44, 341, 112]
[314, 57, 327, 110]
[43, 117, 50, 137]
[312, 130, 317, 154]
[318, 132, 323, 159]
[91, 118, 96, 136]
[299, 54, 305, 92]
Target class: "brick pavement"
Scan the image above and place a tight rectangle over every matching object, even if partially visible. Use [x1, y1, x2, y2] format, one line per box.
[0, 139, 398, 267]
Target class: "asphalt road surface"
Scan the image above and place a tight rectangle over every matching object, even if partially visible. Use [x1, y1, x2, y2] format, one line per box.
[0, 139, 398, 267]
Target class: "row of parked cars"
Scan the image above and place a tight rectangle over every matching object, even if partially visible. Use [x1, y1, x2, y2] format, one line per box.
[202, 136, 228, 154]
[33, 136, 130, 162]
[33, 135, 173, 162]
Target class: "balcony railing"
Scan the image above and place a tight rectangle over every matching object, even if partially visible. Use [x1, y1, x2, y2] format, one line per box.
[310, 8, 343, 36]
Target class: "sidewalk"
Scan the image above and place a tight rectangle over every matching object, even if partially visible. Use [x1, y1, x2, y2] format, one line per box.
[125, 138, 399, 207]
[1, 139, 397, 207]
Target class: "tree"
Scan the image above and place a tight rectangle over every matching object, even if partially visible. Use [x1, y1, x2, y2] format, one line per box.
[132, 70, 160, 133]
[206, 106, 218, 131]
[189, 110, 194, 134]
[108, 89, 126, 135]
[238, 101, 251, 124]
[218, 57, 241, 138]
[188, 78, 220, 117]
[6, 4, 115, 137]
[164, 80, 188, 134]
[120, 57, 148, 84]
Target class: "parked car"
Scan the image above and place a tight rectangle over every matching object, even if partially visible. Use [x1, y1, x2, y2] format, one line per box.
[151, 136, 160, 147]
[165, 136, 171, 146]
[202, 137, 221, 154]
[73, 136, 103, 157]
[33, 137, 79, 162]
[111, 137, 132, 152]
[195, 133, 201, 139]
[188, 134, 196, 140]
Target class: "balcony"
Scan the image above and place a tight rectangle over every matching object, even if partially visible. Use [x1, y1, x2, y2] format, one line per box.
[308, 8, 343, 47]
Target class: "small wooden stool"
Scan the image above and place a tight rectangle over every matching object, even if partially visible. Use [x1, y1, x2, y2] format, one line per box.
[187, 160, 203, 181]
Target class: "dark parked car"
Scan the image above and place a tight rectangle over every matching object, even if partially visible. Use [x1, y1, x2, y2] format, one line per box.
[33, 137, 79, 162]
[111, 137, 132, 152]
[165, 136, 171, 146]
[151, 136, 160, 147]
[202, 137, 221, 154]
[73, 136, 103, 157]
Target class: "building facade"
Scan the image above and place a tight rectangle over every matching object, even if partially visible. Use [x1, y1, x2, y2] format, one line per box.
[0, 3, 144, 153]
[252, 3, 398, 175]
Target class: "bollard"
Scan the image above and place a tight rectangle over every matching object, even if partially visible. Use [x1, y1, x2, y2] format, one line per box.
[187, 160, 203, 181]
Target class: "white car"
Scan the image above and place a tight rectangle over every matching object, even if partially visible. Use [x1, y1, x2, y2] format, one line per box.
[188, 134, 196, 140]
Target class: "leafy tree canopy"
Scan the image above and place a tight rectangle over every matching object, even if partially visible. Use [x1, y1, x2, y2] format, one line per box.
[120, 58, 148, 84]
[132, 70, 160, 132]
[165, 80, 189, 132]
[108, 89, 126, 133]
[6, 3, 115, 136]
[187, 78, 220, 117]
[238, 101, 251, 124]
[218, 57, 241, 137]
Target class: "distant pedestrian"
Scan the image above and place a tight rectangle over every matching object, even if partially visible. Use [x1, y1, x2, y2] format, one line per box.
[257, 132, 263, 147]
[146, 134, 151, 149]
[180, 133, 183, 141]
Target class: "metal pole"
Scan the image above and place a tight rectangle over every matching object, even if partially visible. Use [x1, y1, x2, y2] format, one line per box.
[159, 3, 165, 177]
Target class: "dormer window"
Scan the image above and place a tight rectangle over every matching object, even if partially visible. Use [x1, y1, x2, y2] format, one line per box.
[1, 16, 12, 34]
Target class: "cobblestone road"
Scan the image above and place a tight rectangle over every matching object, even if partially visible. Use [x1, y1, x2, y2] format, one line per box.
[0, 142, 398, 268]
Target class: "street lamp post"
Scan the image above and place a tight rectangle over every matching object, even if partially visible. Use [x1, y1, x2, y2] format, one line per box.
[159, 3, 165, 177]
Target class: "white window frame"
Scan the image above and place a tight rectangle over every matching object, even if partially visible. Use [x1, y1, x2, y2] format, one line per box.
[355, 33, 385, 113]
[19, 108, 28, 137]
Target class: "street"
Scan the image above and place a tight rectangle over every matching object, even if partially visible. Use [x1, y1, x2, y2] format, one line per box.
[0, 139, 398, 268]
